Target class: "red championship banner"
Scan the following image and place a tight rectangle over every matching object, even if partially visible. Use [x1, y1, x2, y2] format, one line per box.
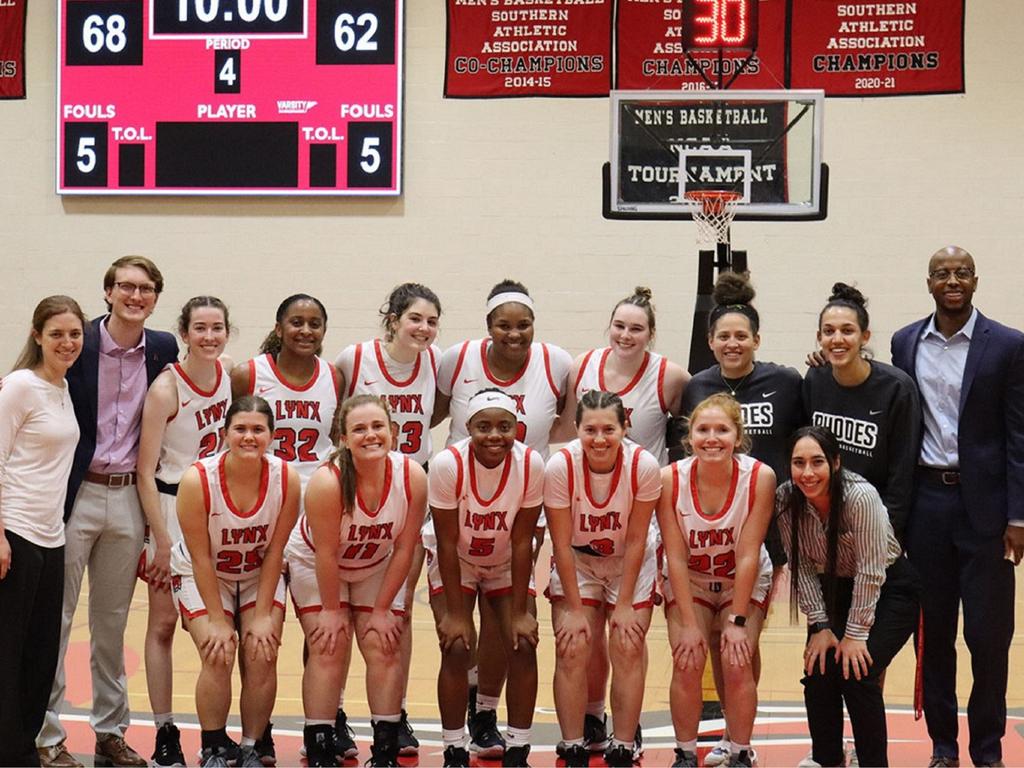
[0, 0, 26, 99]
[615, 0, 786, 90]
[789, 0, 965, 96]
[445, 0, 612, 98]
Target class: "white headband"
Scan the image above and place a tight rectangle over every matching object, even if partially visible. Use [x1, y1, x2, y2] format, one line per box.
[466, 390, 518, 422]
[485, 291, 534, 313]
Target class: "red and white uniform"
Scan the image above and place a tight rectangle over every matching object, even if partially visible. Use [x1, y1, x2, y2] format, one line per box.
[170, 453, 289, 618]
[286, 452, 413, 614]
[574, 348, 671, 466]
[336, 339, 438, 466]
[439, 340, 571, 459]
[247, 353, 339, 488]
[425, 438, 544, 597]
[544, 439, 661, 608]
[139, 362, 231, 583]
[663, 453, 772, 611]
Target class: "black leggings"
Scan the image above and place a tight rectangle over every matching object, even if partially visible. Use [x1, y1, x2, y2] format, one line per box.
[802, 556, 920, 768]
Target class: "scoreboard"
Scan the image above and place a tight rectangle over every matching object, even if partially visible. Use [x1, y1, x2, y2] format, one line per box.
[57, 0, 402, 195]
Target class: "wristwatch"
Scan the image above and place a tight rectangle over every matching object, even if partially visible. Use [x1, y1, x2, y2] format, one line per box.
[727, 613, 747, 627]
[808, 621, 831, 635]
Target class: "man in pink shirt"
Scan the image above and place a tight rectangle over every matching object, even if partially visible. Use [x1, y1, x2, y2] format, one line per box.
[37, 256, 178, 768]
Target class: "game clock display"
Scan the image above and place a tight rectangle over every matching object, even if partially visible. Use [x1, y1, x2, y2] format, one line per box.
[57, 0, 402, 194]
[682, 0, 758, 51]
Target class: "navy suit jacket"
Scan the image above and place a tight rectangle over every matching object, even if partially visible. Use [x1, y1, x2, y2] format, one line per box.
[891, 310, 1024, 537]
[64, 315, 178, 520]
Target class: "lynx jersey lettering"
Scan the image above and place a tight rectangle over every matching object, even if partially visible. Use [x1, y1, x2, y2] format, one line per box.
[575, 348, 670, 465]
[439, 339, 572, 459]
[170, 453, 288, 581]
[337, 339, 438, 465]
[291, 452, 412, 574]
[545, 438, 661, 557]
[671, 453, 763, 587]
[428, 438, 544, 567]
[155, 361, 231, 485]
[248, 353, 338, 488]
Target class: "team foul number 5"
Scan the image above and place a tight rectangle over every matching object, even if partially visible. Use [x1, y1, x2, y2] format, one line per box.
[274, 427, 320, 462]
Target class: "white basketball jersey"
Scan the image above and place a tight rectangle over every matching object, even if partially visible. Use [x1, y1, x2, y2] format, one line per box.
[248, 354, 338, 488]
[155, 362, 231, 485]
[671, 453, 764, 586]
[575, 348, 670, 466]
[445, 340, 569, 459]
[437, 438, 539, 567]
[295, 452, 411, 573]
[344, 339, 437, 465]
[556, 439, 650, 558]
[171, 454, 288, 582]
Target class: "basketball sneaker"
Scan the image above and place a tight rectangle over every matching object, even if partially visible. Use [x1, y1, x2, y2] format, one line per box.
[152, 724, 186, 767]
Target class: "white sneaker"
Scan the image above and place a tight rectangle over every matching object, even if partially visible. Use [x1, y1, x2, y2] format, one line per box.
[705, 740, 731, 767]
[797, 750, 822, 768]
[845, 740, 858, 767]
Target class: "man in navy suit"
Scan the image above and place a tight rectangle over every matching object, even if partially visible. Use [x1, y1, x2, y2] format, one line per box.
[891, 246, 1024, 768]
[37, 257, 178, 768]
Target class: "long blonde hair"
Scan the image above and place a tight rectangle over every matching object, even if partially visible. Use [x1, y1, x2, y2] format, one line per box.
[328, 394, 393, 515]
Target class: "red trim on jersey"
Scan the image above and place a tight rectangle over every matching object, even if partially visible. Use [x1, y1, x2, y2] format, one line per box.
[280, 457, 289, 508]
[481, 340, 529, 387]
[356, 455, 393, 518]
[656, 357, 669, 413]
[300, 516, 316, 551]
[559, 448, 574, 502]
[747, 460, 763, 514]
[574, 350, 595, 396]
[375, 338, 421, 388]
[174, 360, 223, 398]
[196, 462, 212, 516]
[541, 343, 559, 397]
[427, 345, 438, 380]
[218, 453, 270, 519]
[689, 457, 740, 522]
[469, 451, 513, 506]
[671, 462, 681, 509]
[348, 344, 363, 397]
[583, 447, 624, 510]
[448, 446, 464, 499]
[449, 341, 471, 393]
[523, 447, 535, 502]
[328, 361, 341, 398]
[266, 353, 321, 393]
[598, 348, 649, 397]
[630, 445, 642, 497]
[246, 359, 257, 396]
[402, 455, 412, 503]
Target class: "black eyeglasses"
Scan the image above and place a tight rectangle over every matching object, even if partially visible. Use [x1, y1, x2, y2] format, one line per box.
[928, 268, 975, 282]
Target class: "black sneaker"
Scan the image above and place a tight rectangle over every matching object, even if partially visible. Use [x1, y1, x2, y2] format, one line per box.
[466, 685, 478, 723]
[726, 750, 753, 767]
[366, 720, 399, 767]
[442, 745, 470, 768]
[468, 709, 506, 759]
[583, 714, 609, 753]
[397, 709, 418, 756]
[604, 744, 634, 767]
[253, 723, 275, 766]
[303, 724, 336, 768]
[335, 708, 358, 760]
[561, 744, 592, 768]
[672, 749, 699, 768]
[153, 723, 186, 767]
[503, 745, 531, 767]
[632, 724, 643, 760]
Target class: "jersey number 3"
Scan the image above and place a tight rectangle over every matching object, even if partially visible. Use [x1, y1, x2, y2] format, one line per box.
[274, 427, 319, 462]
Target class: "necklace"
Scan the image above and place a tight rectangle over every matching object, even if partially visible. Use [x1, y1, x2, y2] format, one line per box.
[720, 366, 754, 396]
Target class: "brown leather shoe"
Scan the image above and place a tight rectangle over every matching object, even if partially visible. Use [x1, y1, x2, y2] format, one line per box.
[37, 742, 85, 768]
[94, 734, 148, 767]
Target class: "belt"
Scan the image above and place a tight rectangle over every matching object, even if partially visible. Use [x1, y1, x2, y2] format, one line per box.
[918, 466, 960, 485]
[85, 470, 137, 488]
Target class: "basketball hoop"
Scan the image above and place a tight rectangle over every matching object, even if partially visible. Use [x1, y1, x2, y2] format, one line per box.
[684, 190, 742, 244]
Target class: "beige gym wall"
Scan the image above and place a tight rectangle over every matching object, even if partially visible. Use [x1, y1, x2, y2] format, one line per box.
[2, 3, 1021, 406]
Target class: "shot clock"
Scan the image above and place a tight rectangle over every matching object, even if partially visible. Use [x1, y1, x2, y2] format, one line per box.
[682, 0, 759, 51]
[57, 0, 402, 194]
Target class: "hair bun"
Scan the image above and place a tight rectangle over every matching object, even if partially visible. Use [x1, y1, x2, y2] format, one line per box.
[631, 286, 653, 303]
[712, 272, 755, 306]
[828, 282, 867, 307]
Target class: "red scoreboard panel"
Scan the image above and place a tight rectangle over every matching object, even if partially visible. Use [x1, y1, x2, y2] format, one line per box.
[57, 0, 402, 195]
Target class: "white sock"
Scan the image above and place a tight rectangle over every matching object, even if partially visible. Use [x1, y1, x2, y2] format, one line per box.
[240, 736, 256, 748]
[372, 712, 402, 724]
[442, 728, 468, 749]
[337, 688, 345, 708]
[305, 719, 334, 728]
[401, 696, 408, 710]
[467, 666, 479, 687]
[731, 741, 751, 754]
[611, 738, 632, 750]
[153, 713, 173, 728]
[677, 739, 698, 752]
[506, 726, 531, 748]
[562, 737, 585, 748]
[476, 694, 500, 712]
[586, 700, 606, 718]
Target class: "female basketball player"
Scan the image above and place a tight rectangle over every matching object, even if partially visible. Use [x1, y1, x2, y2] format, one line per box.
[658, 393, 775, 768]
[285, 395, 427, 768]
[0, 296, 84, 767]
[680, 273, 801, 766]
[802, 283, 921, 541]
[434, 279, 572, 757]
[137, 297, 232, 766]
[429, 389, 545, 768]
[545, 390, 662, 768]
[333, 283, 442, 756]
[171, 396, 300, 767]
[778, 426, 919, 768]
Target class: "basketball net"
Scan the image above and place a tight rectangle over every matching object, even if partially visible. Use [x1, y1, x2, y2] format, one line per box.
[684, 190, 742, 245]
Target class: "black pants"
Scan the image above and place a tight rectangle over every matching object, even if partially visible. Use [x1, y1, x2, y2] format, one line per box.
[0, 532, 64, 767]
[802, 556, 920, 768]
